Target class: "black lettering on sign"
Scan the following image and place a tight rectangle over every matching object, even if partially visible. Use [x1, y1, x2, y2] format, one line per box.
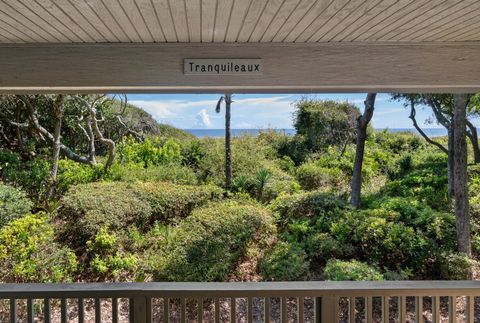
[184, 59, 263, 75]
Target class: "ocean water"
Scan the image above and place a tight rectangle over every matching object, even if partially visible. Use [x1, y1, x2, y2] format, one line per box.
[184, 128, 296, 137]
[183, 128, 450, 138]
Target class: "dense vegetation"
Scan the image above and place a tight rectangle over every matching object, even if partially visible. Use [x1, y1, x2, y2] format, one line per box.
[0, 95, 478, 283]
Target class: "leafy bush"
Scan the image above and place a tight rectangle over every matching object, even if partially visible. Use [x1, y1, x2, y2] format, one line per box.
[57, 159, 103, 192]
[273, 191, 455, 277]
[374, 131, 424, 154]
[296, 162, 345, 191]
[197, 135, 277, 186]
[118, 137, 182, 167]
[436, 252, 475, 280]
[293, 99, 359, 152]
[330, 209, 429, 272]
[323, 259, 384, 281]
[0, 213, 77, 283]
[0, 150, 50, 202]
[0, 184, 32, 227]
[260, 241, 308, 281]
[383, 168, 449, 210]
[305, 232, 354, 260]
[86, 227, 138, 281]
[270, 191, 347, 226]
[108, 163, 198, 185]
[59, 181, 222, 245]
[150, 201, 275, 281]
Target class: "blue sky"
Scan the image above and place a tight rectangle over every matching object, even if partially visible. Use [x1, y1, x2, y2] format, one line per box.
[126, 93, 445, 130]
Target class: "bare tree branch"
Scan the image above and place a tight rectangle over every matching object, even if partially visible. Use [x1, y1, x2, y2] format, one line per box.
[409, 99, 448, 154]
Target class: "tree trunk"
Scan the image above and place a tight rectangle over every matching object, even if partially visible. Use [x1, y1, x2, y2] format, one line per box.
[225, 94, 232, 190]
[90, 108, 115, 171]
[466, 120, 480, 164]
[47, 94, 64, 199]
[447, 125, 455, 199]
[85, 116, 96, 164]
[453, 94, 471, 257]
[350, 93, 376, 209]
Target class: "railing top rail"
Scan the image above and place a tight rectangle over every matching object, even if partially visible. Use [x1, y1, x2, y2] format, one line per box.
[1, 281, 480, 298]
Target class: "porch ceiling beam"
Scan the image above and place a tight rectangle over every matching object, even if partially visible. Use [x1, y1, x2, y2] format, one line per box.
[0, 42, 479, 94]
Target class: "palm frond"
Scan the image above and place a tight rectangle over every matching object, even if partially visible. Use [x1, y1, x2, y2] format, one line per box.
[216, 96, 224, 113]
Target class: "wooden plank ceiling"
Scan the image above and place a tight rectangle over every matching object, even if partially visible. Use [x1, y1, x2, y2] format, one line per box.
[0, 0, 479, 44]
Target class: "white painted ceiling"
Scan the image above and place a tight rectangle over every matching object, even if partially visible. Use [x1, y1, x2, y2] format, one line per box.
[0, 0, 478, 43]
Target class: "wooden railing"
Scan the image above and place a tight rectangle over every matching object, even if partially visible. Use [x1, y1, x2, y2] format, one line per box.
[0, 281, 480, 322]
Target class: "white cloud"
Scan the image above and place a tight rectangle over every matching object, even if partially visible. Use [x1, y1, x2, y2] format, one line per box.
[195, 109, 212, 128]
[128, 100, 176, 121]
[375, 108, 405, 116]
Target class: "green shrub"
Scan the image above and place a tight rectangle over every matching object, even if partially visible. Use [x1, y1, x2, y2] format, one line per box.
[108, 163, 198, 185]
[59, 181, 222, 245]
[197, 135, 276, 186]
[436, 252, 475, 280]
[118, 137, 182, 167]
[57, 159, 103, 192]
[0, 213, 77, 283]
[323, 259, 384, 281]
[330, 209, 429, 272]
[150, 201, 275, 281]
[296, 162, 345, 191]
[305, 232, 354, 261]
[260, 241, 308, 281]
[374, 131, 424, 154]
[270, 191, 347, 227]
[383, 168, 449, 210]
[293, 99, 359, 152]
[0, 184, 32, 227]
[0, 150, 50, 202]
[86, 227, 138, 281]
[262, 179, 301, 202]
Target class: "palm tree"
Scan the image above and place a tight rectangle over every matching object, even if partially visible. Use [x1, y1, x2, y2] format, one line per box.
[216, 94, 233, 190]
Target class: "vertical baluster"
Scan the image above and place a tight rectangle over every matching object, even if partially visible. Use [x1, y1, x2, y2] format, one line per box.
[112, 298, 118, 323]
[466, 296, 474, 323]
[366, 296, 373, 323]
[298, 297, 304, 323]
[78, 298, 84, 323]
[382, 297, 389, 323]
[415, 296, 423, 323]
[61, 298, 67, 323]
[349, 297, 355, 323]
[214, 298, 220, 323]
[335, 298, 339, 322]
[129, 298, 134, 323]
[432, 296, 440, 323]
[180, 298, 186, 323]
[44, 298, 51, 323]
[27, 298, 34, 323]
[449, 296, 456, 323]
[321, 297, 338, 323]
[314, 297, 321, 323]
[264, 297, 269, 323]
[399, 296, 406, 323]
[163, 298, 169, 323]
[230, 298, 236, 323]
[197, 298, 203, 323]
[10, 298, 16, 323]
[146, 297, 152, 323]
[281, 297, 287, 323]
[95, 298, 101, 323]
[247, 297, 253, 323]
